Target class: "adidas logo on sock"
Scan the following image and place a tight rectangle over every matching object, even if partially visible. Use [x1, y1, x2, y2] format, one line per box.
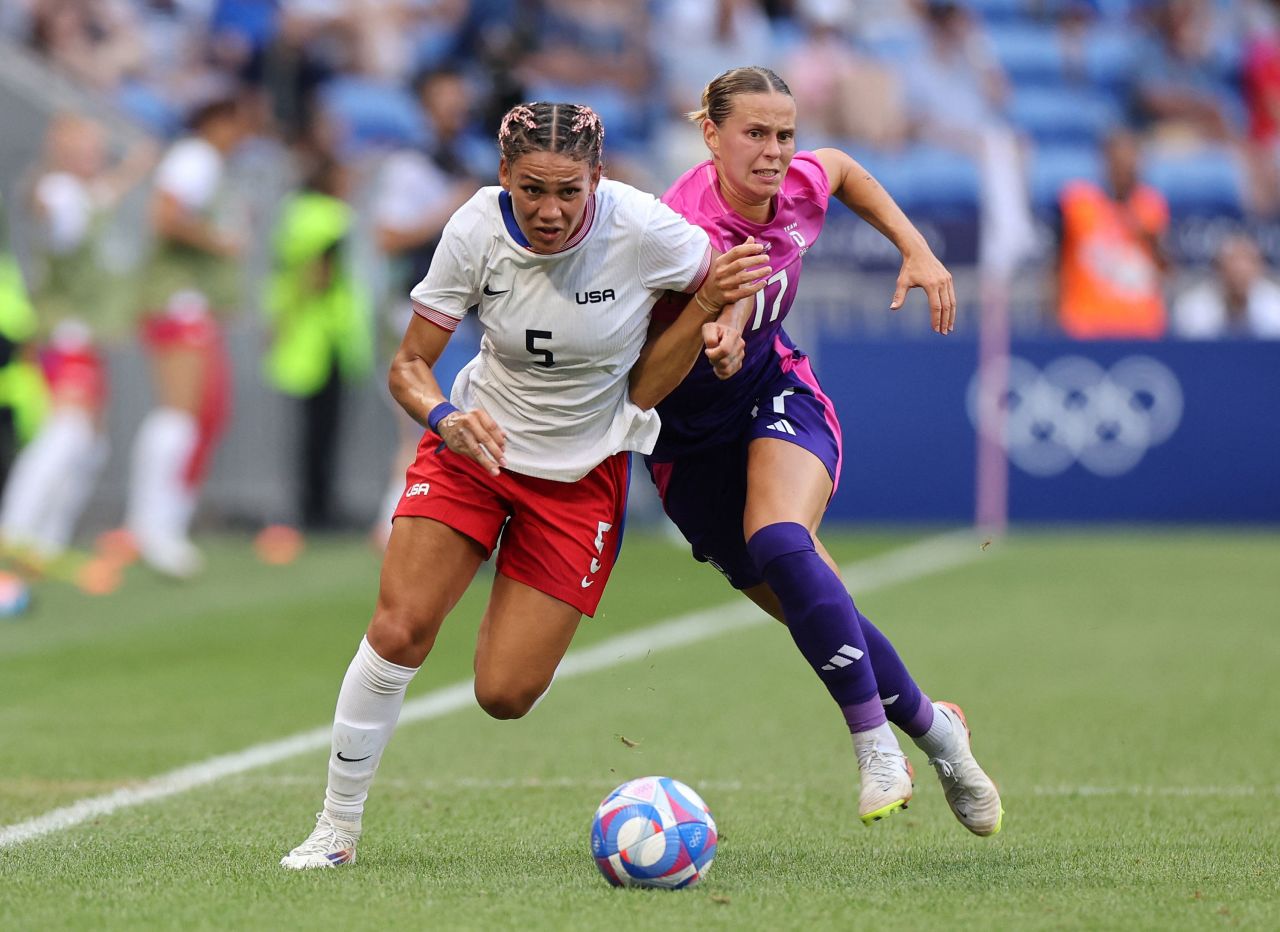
[821, 644, 864, 670]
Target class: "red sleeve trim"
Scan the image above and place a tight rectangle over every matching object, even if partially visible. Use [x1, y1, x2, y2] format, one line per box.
[412, 299, 461, 332]
[683, 242, 713, 294]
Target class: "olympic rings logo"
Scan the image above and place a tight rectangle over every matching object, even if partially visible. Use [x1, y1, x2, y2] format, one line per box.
[966, 355, 1184, 477]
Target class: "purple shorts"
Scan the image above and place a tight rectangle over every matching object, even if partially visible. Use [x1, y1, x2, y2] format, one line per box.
[645, 350, 842, 590]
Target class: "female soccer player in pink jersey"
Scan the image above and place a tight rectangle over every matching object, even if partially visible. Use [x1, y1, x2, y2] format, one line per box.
[648, 66, 1002, 834]
[281, 102, 767, 869]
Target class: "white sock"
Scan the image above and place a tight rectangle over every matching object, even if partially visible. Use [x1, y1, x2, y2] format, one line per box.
[852, 721, 902, 755]
[34, 432, 108, 556]
[126, 407, 198, 547]
[527, 668, 558, 714]
[911, 702, 956, 757]
[324, 637, 420, 823]
[0, 409, 98, 553]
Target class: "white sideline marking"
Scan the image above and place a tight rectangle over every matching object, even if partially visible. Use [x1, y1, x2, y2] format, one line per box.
[0, 530, 981, 849]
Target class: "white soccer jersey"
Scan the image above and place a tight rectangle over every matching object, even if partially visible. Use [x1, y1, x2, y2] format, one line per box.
[409, 180, 712, 482]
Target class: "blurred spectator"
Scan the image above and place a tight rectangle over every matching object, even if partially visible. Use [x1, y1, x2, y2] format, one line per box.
[1172, 231, 1280, 337]
[0, 115, 155, 561]
[126, 92, 253, 578]
[1056, 128, 1170, 339]
[27, 0, 144, 92]
[519, 0, 655, 183]
[367, 64, 483, 548]
[655, 0, 778, 118]
[1132, 0, 1244, 145]
[1244, 0, 1280, 212]
[0, 194, 40, 491]
[902, 0, 1036, 276]
[264, 153, 372, 530]
[781, 0, 908, 149]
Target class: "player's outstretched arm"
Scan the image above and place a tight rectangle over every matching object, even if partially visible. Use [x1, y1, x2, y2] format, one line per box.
[629, 243, 767, 410]
[389, 314, 506, 475]
[813, 147, 956, 335]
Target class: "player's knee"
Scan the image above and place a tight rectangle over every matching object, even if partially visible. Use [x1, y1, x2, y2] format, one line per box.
[367, 603, 438, 667]
[474, 681, 541, 720]
[745, 521, 815, 575]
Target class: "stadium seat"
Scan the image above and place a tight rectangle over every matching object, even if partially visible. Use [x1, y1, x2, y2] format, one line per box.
[962, 0, 1028, 24]
[988, 24, 1066, 87]
[1029, 144, 1104, 214]
[1080, 28, 1139, 93]
[1143, 146, 1247, 218]
[1008, 86, 1121, 146]
[319, 78, 429, 154]
[114, 81, 182, 138]
[853, 144, 981, 212]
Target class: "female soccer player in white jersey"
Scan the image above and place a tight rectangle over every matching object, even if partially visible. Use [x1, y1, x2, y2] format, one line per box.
[281, 101, 768, 869]
[647, 66, 1003, 835]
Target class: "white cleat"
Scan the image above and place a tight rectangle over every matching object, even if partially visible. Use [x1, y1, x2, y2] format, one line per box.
[928, 702, 1004, 836]
[854, 733, 914, 825]
[137, 535, 204, 580]
[280, 811, 361, 869]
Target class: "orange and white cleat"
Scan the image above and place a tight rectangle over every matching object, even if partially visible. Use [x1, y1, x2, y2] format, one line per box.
[927, 701, 1004, 836]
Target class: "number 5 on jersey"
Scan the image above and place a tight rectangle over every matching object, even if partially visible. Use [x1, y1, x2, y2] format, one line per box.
[526, 329, 554, 368]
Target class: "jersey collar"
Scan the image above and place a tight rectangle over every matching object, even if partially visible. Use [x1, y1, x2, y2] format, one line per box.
[498, 189, 597, 256]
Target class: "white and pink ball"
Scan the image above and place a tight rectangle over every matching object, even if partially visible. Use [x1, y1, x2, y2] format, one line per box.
[590, 775, 717, 889]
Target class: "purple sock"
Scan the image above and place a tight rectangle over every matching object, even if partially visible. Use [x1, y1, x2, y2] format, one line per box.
[746, 522, 885, 732]
[856, 609, 935, 738]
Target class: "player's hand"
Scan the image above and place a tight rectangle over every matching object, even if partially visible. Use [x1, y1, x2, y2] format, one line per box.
[702, 322, 745, 380]
[703, 237, 771, 307]
[438, 407, 507, 476]
[892, 247, 956, 335]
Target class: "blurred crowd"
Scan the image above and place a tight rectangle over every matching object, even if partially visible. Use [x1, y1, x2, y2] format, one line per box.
[0, 0, 1277, 338]
[0, 0, 1278, 588]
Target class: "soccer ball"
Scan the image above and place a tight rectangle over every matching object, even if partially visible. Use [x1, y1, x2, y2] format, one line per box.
[590, 775, 717, 889]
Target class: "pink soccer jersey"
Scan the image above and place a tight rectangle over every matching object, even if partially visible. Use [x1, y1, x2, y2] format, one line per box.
[651, 151, 831, 459]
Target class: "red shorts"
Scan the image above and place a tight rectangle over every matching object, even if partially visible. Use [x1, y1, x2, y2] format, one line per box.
[394, 434, 630, 616]
[40, 344, 108, 411]
[139, 303, 232, 488]
[140, 304, 220, 351]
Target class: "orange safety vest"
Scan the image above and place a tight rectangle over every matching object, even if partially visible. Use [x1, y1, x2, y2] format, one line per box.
[1058, 180, 1169, 339]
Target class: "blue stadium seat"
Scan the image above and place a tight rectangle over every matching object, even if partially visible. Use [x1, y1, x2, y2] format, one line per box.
[1029, 144, 1104, 214]
[855, 145, 981, 212]
[319, 78, 429, 154]
[1081, 28, 1139, 92]
[962, 0, 1029, 24]
[1008, 86, 1121, 146]
[1143, 146, 1247, 218]
[114, 81, 182, 138]
[988, 24, 1065, 87]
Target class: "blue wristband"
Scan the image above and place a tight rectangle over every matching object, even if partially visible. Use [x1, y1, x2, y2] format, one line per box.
[427, 402, 459, 434]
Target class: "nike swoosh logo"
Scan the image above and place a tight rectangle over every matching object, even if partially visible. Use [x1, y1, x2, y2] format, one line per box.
[336, 752, 372, 762]
[580, 576, 593, 588]
[482, 284, 509, 296]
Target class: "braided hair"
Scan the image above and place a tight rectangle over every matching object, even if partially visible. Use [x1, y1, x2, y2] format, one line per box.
[497, 102, 605, 170]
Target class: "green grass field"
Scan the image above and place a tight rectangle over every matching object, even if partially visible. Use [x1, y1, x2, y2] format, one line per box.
[2, 528, 1278, 930]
